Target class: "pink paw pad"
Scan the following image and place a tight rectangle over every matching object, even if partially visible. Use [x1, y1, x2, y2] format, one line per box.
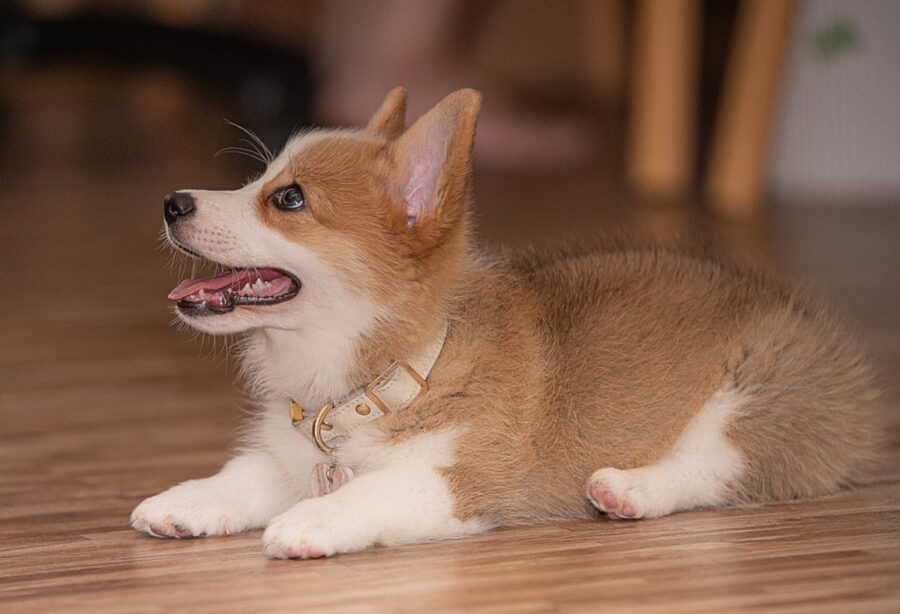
[586, 472, 642, 520]
[601, 491, 618, 510]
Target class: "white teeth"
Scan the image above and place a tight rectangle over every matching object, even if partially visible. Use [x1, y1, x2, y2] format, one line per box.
[236, 278, 270, 296]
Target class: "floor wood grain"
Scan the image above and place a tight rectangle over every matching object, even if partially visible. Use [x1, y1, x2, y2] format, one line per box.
[1, 65, 899, 613]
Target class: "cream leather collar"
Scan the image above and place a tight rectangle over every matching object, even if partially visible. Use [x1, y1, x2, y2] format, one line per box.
[290, 323, 449, 453]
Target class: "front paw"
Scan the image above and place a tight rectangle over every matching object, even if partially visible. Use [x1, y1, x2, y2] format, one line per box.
[131, 480, 242, 539]
[262, 499, 365, 559]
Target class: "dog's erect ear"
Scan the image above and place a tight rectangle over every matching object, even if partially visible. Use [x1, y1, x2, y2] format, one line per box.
[388, 89, 481, 226]
[366, 87, 408, 139]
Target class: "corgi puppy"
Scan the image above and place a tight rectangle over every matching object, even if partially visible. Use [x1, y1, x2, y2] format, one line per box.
[131, 88, 883, 558]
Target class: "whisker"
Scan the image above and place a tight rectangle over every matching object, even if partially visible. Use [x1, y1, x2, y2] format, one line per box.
[216, 144, 266, 159]
[215, 146, 268, 166]
[224, 119, 274, 162]
[239, 138, 268, 161]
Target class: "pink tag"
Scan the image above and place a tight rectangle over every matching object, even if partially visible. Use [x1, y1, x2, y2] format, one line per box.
[311, 463, 354, 497]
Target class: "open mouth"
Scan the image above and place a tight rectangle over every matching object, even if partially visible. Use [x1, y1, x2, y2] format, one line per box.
[169, 267, 301, 316]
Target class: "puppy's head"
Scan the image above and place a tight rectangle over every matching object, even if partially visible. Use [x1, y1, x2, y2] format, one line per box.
[163, 87, 481, 336]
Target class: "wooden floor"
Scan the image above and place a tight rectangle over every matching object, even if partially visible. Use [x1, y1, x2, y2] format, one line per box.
[1, 65, 899, 613]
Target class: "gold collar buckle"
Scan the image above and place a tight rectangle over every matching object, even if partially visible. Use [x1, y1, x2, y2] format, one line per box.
[312, 402, 335, 454]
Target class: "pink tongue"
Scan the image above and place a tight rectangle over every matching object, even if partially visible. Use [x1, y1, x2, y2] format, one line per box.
[168, 270, 247, 301]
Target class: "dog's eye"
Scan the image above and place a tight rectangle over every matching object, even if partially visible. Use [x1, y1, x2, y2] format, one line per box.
[273, 184, 306, 211]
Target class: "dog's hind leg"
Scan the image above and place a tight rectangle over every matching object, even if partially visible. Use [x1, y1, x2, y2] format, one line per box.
[585, 387, 746, 519]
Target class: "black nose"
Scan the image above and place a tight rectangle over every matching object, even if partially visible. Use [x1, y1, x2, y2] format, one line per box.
[164, 192, 195, 224]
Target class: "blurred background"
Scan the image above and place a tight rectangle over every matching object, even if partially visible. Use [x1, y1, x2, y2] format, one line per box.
[1, 2, 898, 607]
[1, 0, 898, 447]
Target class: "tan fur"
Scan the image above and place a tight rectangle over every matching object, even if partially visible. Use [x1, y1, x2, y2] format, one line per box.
[366, 86, 408, 139]
[436, 248, 882, 523]
[245, 89, 883, 527]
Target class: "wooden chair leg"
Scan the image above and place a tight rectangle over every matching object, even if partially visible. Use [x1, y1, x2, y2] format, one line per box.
[627, 0, 701, 201]
[704, 0, 797, 220]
